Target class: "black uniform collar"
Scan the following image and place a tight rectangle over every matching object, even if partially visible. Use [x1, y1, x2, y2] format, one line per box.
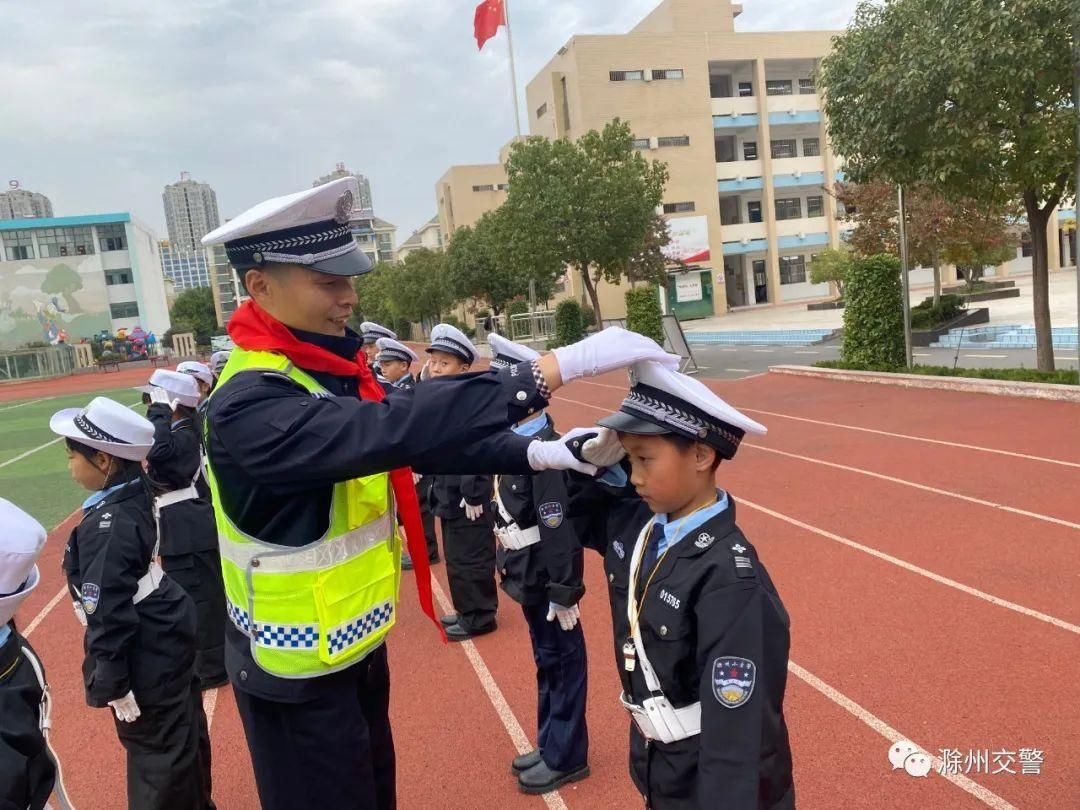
[287, 325, 363, 363]
[84, 479, 143, 513]
[0, 626, 20, 682]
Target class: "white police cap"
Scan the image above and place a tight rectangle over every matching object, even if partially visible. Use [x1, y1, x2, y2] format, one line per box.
[598, 360, 766, 460]
[176, 360, 213, 386]
[0, 499, 46, 627]
[426, 323, 478, 365]
[375, 337, 417, 364]
[487, 332, 539, 370]
[360, 322, 397, 345]
[201, 177, 372, 276]
[50, 396, 156, 462]
[210, 350, 231, 376]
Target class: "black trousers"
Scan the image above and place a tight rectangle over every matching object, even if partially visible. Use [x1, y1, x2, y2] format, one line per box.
[410, 477, 440, 562]
[442, 513, 498, 630]
[522, 601, 589, 772]
[233, 645, 396, 810]
[113, 677, 214, 810]
[162, 549, 227, 688]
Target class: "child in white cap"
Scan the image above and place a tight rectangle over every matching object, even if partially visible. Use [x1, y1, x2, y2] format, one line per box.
[50, 396, 214, 809]
[0, 499, 69, 810]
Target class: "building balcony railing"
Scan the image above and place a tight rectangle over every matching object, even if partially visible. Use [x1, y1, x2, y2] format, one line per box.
[719, 222, 768, 244]
[765, 93, 820, 113]
[775, 217, 828, 238]
[710, 96, 758, 118]
[716, 159, 764, 182]
[770, 156, 826, 177]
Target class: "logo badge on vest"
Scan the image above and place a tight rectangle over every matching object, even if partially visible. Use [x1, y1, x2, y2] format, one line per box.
[81, 582, 101, 615]
[713, 656, 756, 709]
[695, 532, 715, 549]
[538, 501, 564, 529]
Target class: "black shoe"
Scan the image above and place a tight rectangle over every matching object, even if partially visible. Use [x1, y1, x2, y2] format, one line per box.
[401, 554, 414, 571]
[518, 761, 590, 794]
[445, 621, 497, 642]
[511, 749, 543, 776]
[439, 613, 459, 628]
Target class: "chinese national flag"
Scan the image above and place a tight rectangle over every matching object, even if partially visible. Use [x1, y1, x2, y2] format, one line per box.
[474, 0, 505, 50]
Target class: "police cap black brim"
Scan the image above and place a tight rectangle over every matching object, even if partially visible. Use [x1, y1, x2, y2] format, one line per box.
[311, 247, 373, 276]
[597, 410, 672, 436]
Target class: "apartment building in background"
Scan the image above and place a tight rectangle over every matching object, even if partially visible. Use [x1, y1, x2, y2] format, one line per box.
[0, 187, 54, 220]
[162, 173, 221, 252]
[397, 215, 443, 261]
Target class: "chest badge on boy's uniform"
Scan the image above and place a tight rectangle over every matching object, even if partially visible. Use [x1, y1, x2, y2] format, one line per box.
[81, 582, 101, 615]
[713, 656, 756, 708]
[695, 532, 715, 549]
[538, 502, 564, 529]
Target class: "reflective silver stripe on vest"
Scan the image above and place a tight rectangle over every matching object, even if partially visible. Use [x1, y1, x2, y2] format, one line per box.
[219, 511, 394, 574]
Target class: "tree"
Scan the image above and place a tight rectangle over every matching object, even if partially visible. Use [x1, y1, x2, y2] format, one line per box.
[821, 0, 1075, 369]
[809, 248, 855, 299]
[41, 264, 83, 313]
[168, 286, 216, 344]
[502, 119, 669, 322]
[837, 181, 1015, 304]
[625, 214, 675, 288]
[394, 248, 453, 324]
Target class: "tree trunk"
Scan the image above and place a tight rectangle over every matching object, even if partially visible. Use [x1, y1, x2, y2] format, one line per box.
[579, 266, 603, 325]
[931, 250, 941, 307]
[1023, 193, 1055, 372]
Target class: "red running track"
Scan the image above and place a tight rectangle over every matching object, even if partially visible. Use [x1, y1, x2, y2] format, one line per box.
[11, 369, 1079, 808]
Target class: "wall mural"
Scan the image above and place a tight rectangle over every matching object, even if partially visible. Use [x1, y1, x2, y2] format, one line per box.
[0, 255, 110, 350]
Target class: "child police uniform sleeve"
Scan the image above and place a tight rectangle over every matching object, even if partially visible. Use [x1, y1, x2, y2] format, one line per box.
[533, 468, 586, 607]
[459, 475, 493, 507]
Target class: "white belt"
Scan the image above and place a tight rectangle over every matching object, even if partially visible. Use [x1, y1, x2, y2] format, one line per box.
[619, 692, 702, 743]
[132, 562, 164, 605]
[154, 485, 199, 512]
[495, 523, 541, 551]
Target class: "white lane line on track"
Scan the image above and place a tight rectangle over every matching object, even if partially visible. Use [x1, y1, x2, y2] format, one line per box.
[0, 396, 54, 413]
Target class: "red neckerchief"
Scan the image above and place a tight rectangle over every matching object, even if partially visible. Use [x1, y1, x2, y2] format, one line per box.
[228, 300, 443, 640]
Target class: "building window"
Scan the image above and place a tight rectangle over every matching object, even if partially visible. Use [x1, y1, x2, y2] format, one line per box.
[651, 68, 684, 80]
[609, 70, 645, 82]
[536, 102, 548, 118]
[775, 197, 803, 220]
[771, 139, 798, 159]
[803, 138, 821, 158]
[1021, 233, 1033, 257]
[37, 226, 96, 258]
[779, 255, 807, 284]
[631, 137, 651, 149]
[743, 141, 758, 160]
[807, 196, 825, 218]
[662, 202, 696, 214]
[747, 201, 763, 223]
[110, 301, 140, 319]
[657, 135, 690, 147]
[766, 79, 793, 96]
[738, 81, 753, 97]
[496, 183, 510, 191]
[105, 269, 133, 285]
[2, 230, 34, 261]
[472, 184, 495, 192]
[98, 223, 127, 252]
[799, 77, 816, 95]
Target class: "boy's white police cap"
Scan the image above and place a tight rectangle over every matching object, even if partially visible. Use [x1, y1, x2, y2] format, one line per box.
[176, 360, 213, 386]
[50, 396, 156, 462]
[426, 323, 478, 365]
[598, 360, 766, 460]
[210, 350, 231, 376]
[144, 369, 201, 408]
[200, 177, 372, 277]
[375, 337, 417, 364]
[0, 499, 46, 625]
[361, 322, 397, 345]
[487, 332, 539, 370]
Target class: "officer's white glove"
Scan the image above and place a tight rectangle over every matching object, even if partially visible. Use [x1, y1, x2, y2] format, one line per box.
[108, 691, 141, 723]
[460, 499, 484, 521]
[419, 360, 431, 382]
[527, 438, 598, 477]
[148, 386, 176, 410]
[546, 603, 580, 632]
[72, 600, 87, 628]
[412, 472, 422, 485]
[561, 427, 626, 468]
[551, 327, 680, 383]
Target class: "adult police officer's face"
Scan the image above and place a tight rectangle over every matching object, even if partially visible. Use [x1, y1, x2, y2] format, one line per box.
[426, 350, 469, 378]
[246, 264, 358, 336]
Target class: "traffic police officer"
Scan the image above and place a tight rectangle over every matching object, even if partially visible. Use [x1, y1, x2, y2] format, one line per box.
[487, 334, 591, 794]
[199, 177, 678, 810]
[143, 369, 227, 688]
[564, 361, 794, 809]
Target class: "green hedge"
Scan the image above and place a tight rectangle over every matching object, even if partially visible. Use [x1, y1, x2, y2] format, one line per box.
[911, 293, 966, 330]
[841, 254, 904, 368]
[551, 300, 586, 348]
[815, 360, 1078, 385]
[625, 287, 665, 346]
[507, 300, 528, 317]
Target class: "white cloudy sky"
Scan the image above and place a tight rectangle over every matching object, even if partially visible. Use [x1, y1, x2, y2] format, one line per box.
[0, 0, 860, 241]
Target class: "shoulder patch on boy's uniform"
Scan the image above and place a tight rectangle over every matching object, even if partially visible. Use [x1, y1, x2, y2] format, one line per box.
[81, 583, 100, 615]
[731, 542, 755, 578]
[712, 656, 756, 708]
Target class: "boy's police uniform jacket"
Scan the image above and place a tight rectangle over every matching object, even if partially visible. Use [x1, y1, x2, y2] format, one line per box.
[493, 417, 585, 608]
[63, 482, 196, 708]
[204, 327, 548, 702]
[0, 631, 55, 809]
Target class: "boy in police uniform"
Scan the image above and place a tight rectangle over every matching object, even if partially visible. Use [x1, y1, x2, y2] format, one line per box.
[51, 397, 213, 810]
[487, 334, 591, 794]
[425, 324, 501, 641]
[361, 321, 396, 383]
[564, 361, 794, 809]
[198, 177, 680, 810]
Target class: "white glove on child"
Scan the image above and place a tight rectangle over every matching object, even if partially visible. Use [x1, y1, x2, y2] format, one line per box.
[412, 472, 422, 485]
[552, 327, 680, 383]
[460, 499, 485, 521]
[72, 600, 87, 628]
[148, 386, 176, 410]
[109, 691, 141, 723]
[546, 603, 581, 631]
[527, 439, 597, 476]
[561, 427, 626, 467]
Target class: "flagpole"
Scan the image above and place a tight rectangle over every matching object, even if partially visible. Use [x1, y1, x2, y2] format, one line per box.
[503, 0, 522, 136]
